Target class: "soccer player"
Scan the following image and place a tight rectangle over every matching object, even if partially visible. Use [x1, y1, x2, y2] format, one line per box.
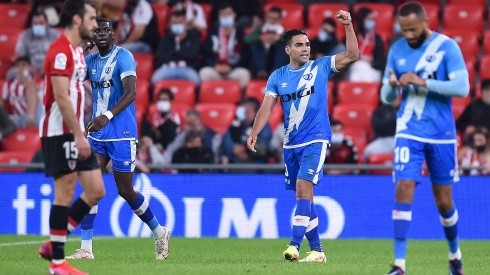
[65, 17, 170, 261]
[247, 10, 359, 263]
[37, 1, 105, 274]
[381, 2, 468, 275]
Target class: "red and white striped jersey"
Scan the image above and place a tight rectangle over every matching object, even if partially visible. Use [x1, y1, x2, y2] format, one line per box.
[40, 34, 87, 137]
[2, 79, 28, 116]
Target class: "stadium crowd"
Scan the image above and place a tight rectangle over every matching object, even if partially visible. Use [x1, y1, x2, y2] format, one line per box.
[0, 0, 489, 175]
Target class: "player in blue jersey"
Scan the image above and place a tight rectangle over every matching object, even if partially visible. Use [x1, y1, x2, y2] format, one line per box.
[247, 10, 359, 263]
[66, 18, 170, 261]
[381, 2, 468, 275]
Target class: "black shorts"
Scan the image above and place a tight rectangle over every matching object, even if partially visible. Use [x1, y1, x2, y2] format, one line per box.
[41, 134, 100, 178]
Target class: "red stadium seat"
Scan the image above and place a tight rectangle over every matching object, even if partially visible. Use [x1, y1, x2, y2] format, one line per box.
[135, 80, 150, 114]
[368, 153, 393, 175]
[448, 0, 485, 6]
[268, 103, 283, 132]
[353, 3, 395, 35]
[153, 80, 196, 105]
[482, 31, 490, 55]
[332, 104, 374, 130]
[307, 3, 350, 29]
[423, 3, 440, 30]
[245, 80, 267, 102]
[400, 0, 441, 5]
[336, 81, 380, 107]
[478, 55, 490, 80]
[466, 59, 476, 90]
[0, 4, 31, 29]
[0, 57, 12, 79]
[264, 3, 304, 30]
[195, 103, 236, 134]
[152, 3, 170, 38]
[0, 28, 23, 60]
[452, 96, 470, 119]
[1, 128, 41, 152]
[443, 4, 484, 32]
[442, 28, 479, 61]
[0, 151, 35, 172]
[172, 103, 191, 125]
[200, 3, 213, 25]
[199, 80, 241, 104]
[343, 126, 368, 161]
[133, 53, 154, 83]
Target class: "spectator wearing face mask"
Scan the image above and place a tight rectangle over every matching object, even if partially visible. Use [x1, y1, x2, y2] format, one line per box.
[458, 127, 490, 175]
[151, 10, 201, 85]
[199, 2, 251, 88]
[12, 9, 59, 79]
[326, 119, 359, 174]
[389, 21, 403, 46]
[171, 0, 208, 34]
[310, 18, 346, 59]
[244, 6, 289, 79]
[347, 7, 386, 82]
[141, 89, 181, 149]
[222, 97, 272, 163]
[457, 79, 490, 145]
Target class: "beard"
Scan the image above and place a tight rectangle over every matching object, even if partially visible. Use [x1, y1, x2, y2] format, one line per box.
[79, 24, 93, 41]
[407, 31, 427, 49]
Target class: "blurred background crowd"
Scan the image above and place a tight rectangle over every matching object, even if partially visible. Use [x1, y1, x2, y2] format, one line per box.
[0, 0, 489, 175]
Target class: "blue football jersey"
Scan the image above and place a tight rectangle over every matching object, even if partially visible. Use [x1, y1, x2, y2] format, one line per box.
[384, 32, 467, 142]
[85, 45, 137, 141]
[265, 56, 336, 148]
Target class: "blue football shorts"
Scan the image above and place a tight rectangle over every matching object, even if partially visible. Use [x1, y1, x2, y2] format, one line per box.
[89, 138, 137, 173]
[393, 137, 459, 185]
[283, 142, 328, 190]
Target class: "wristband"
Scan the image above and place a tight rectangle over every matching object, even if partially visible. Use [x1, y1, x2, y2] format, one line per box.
[103, 110, 114, 120]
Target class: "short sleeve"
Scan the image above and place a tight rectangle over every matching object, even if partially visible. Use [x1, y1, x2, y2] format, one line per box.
[45, 46, 73, 77]
[265, 71, 279, 98]
[118, 49, 137, 79]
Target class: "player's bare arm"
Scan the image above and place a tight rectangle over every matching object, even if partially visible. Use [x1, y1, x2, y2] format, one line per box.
[247, 95, 277, 152]
[87, 75, 136, 132]
[51, 75, 91, 159]
[334, 10, 360, 71]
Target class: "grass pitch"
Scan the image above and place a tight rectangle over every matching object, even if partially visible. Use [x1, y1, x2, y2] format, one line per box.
[1, 235, 489, 274]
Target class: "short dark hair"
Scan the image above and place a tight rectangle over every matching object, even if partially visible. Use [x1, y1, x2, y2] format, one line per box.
[481, 79, 490, 90]
[268, 6, 283, 17]
[157, 88, 174, 101]
[322, 17, 336, 28]
[185, 130, 203, 143]
[282, 29, 307, 46]
[60, 0, 95, 27]
[218, 1, 234, 12]
[171, 10, 186, 18]
[398, 1, 426, 18]
[330, 119, 343, 128]
[14, 56, 30, 65]
[96, 17, 112, 28]
[243, 97, 260, 112]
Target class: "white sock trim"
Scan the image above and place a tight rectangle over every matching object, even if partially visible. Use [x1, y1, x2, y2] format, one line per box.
[394, 259, 406, 271]
[81, 240, 93, 253]
[440, 210, 458, 227]
[449, 248, 462, 260]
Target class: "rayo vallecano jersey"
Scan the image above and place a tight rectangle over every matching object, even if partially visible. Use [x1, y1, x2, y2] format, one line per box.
[385, 32, 467, 142]
[265, 56, 336, 148]
[85, 45, 137, 141]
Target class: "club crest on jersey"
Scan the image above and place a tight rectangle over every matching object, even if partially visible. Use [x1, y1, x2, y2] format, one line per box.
[105, 67, 112, 74]
[425, 55, 435, 62]
[68, 160, 76, 171]
[303, 73, 313, 80]
[54, 53, 67, 70]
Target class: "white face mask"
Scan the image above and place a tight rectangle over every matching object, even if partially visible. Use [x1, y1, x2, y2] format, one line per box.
[364, 19, 376, 31]
[318, 30, 330, 42]
[219, 16, 234, 27]
[32, 24, 46, 37]
[235, 106, 246, 121]
[157, 100, 171, 113]
[331, 133, 344, 144]
[170, 23, 185, 35]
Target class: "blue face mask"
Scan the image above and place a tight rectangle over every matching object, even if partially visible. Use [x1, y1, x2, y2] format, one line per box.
[170, 23, 185, 35]
[318, 30, 330, 42]
[32, 24, 46, 37]
[219, 16, 234, 27]
[364, 19, 375, 31]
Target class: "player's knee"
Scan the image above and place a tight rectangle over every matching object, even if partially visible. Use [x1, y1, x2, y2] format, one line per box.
[435, 198, 453, 212]
[117, 187, 136, 202]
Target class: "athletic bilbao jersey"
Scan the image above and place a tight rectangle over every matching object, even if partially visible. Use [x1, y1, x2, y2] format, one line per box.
[385, 32, 467, 142]
[265, 56, 336, 148]
[85, 45, 137, 141]
[40, 34, 86, 137]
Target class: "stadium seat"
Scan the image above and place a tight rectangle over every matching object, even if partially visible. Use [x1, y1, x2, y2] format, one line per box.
[0, 57, 12, 79]
[172, 103, 191, 125]
[268, 103, 283, 132]
[307, 3, 350, 29]
[479, 55, 490, 80]
[368, 153, 393, 175]
[199, 80, 241, 104]
[133, 53, 154, 83]
[0, 151, 35, 172]
[332, 104, 374, 130]
[153, 79, 196, 105]
[343, 126, 369, 158]
[195, 103, 236, 134]
[466, 59, 476, 90]
[482, 31, 490, 55]
[1, 128, 41, 152]
[423, 3, 440, 30]
[245, 80, 267, 102]
[200, 3, 213, 24]
[443, 4, 484, 32]
[151, 3, 170, 38]
[0, 4, 31, 29]
[0, 28, 23, 60]
[448, 0, 485, 6]
[353, 3, 395, 35]
[441, 28, 479, 61]
[135, 80, 150, 115]
[336, 81, 380, 107]
[264, 3, 304, 30]
[400, 0, 441, 5]
[452, 96, 470, 119]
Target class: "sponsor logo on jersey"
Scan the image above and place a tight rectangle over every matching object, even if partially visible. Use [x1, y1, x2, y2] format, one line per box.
[279, 86, 315, 102]
[91, 79, 114, 89]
